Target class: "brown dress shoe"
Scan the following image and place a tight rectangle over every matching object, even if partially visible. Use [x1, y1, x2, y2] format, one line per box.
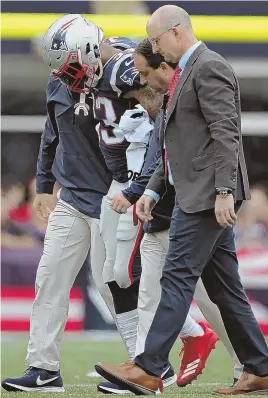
[95, 360, 162, 395]
[215, 372, 268, 395]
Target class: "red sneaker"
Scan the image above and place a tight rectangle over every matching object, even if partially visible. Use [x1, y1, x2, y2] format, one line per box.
[176, 322, 219, 387]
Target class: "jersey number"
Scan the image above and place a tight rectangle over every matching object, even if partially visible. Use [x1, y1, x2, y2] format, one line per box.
[95, 97, 125, 145]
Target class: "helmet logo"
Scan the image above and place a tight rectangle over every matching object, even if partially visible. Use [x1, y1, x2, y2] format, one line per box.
[50, 17, 77, 51]
[120, 66, 139, 86]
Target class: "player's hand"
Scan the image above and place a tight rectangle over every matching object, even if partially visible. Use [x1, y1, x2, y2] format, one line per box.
[111, 192, 131, 214]
[136, 195, 156, 222]
[215, 195, 236, 228]
[33, 193, 57, 221]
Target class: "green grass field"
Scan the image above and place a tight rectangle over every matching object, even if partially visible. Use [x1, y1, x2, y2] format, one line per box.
[1, 335, 265, 397]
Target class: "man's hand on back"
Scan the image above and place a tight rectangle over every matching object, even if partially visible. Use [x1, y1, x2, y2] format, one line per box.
[111, 192, 132, 214]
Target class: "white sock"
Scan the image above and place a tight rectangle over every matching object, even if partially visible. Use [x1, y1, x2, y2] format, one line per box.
[116, 309, 138, 360]
[179, 314, 204, 338]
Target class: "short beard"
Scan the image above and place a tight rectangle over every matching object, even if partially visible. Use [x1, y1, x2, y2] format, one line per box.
[134, 86, 163, 120]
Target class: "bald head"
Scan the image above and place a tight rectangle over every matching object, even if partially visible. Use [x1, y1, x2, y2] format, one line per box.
[146, 5, 197, 63]
[147, 5, 192, 33]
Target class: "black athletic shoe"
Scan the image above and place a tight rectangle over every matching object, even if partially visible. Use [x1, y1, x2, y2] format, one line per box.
[232, 377, 238, 386]
[97, 381, 132, 394]
[1, 367, 64, 392]
[162, 365, 177, 388]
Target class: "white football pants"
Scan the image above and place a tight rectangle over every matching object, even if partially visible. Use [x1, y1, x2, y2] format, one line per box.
[136, 230, 243, 379]
[26, 199, 114, 371]
[100, 180, 142, 288]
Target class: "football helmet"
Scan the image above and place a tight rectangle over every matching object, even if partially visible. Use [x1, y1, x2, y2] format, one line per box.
[43, 14, 104, 93]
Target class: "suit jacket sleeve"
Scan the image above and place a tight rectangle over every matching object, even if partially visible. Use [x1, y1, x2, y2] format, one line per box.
[196, 60, 239, 190]
[145, 157, 166, 197]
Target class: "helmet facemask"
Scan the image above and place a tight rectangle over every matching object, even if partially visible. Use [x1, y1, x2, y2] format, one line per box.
[53, 44, 103, 94]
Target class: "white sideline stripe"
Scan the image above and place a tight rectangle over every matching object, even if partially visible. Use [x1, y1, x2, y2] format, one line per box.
[197, 383, 229, 386]
[1, 331, 122, 343]
[64, 382, 229, 387]
[1, 299, 84, 320]
[65, 384, 97, 387]
[2, 300, 268, 323]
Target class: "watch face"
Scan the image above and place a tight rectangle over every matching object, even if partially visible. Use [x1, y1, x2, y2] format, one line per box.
[217, 190, 228, 198]
[216, 188, 232, 197]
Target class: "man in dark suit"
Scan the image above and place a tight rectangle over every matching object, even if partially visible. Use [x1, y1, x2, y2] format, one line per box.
[95, 5, 268, 395]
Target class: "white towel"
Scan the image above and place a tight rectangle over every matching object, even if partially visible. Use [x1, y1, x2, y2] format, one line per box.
[119, 105, 153, 185]
[120, 105, 153, 143]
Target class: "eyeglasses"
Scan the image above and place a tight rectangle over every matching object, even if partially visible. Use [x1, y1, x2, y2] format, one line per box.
[149, 24, 180, 47]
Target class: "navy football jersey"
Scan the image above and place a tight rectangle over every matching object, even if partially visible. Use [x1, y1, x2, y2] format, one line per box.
[36, 75, 112, 218]
[93, 48, 144, 182]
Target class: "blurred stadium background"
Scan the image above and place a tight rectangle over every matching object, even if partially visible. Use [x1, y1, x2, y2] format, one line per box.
[1, 1, 268, 338]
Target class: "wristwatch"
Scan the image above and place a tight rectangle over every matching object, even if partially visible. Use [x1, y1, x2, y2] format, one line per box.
[216, 187, 233, 198]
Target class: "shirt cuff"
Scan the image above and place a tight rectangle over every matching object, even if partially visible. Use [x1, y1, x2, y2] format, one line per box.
[36, 181, 55, 194]
[144, 189, 160, 203]
[122, 189, 139, 205]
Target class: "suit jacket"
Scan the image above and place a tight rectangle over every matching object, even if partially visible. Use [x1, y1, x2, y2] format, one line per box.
[146, 43, 250, 213]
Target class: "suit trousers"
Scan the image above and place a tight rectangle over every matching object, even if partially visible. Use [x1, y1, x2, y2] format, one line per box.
[26, 199, 114, 371]
[135, 200, 268, 377]
[136, 229, 242, 379]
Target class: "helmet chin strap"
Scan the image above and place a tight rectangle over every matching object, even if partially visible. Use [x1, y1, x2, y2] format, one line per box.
[77, 46, 83, 64]
[73, 45, 92, 115]
[96, 57, 104, 81]
[74, 42, 102, 116]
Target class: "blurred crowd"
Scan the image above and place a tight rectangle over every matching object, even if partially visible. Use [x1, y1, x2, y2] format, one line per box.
[235, 184, 268, 251]
[1, 177, 46, 285]
[1, 176, 268, 286]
